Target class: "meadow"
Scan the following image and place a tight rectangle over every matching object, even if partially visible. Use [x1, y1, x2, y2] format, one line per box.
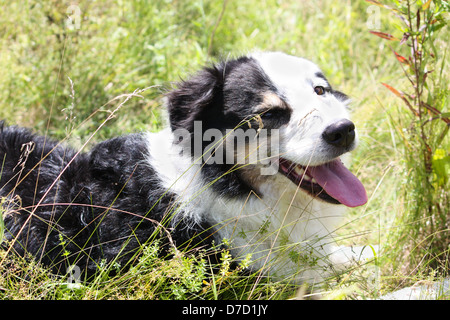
[0, 0, 448, 299]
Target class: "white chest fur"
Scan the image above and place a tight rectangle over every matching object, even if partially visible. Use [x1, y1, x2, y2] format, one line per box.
[145, 130, 348, 284]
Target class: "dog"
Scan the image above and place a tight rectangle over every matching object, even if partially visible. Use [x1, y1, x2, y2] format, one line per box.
[0, 52, 367, 284]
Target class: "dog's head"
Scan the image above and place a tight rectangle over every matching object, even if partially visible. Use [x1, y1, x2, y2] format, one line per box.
[165, 52, 367, 207]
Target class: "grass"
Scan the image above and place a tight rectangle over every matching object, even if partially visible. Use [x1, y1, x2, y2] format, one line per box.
[0, 0, 449, 300]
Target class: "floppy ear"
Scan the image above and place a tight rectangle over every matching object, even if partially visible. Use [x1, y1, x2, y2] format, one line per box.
[166, 64, 225, 133]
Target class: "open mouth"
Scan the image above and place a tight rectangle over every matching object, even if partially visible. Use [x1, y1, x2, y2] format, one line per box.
[278, 158, 367, 207]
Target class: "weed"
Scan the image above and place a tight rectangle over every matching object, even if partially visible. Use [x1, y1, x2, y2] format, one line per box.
[368, 0, 449, 279]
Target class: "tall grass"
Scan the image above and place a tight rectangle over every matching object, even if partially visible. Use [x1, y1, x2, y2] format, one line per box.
[0, 0, 448, 299]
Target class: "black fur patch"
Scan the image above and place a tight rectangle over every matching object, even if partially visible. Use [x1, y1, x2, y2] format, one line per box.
[166, 57, 285, 198]
[0, 122, 216, 279]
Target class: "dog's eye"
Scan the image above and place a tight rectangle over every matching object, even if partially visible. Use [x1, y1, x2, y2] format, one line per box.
[257, 108, 291, 128]
[261, 111, 273, 118]
[314, 86, 326, 95]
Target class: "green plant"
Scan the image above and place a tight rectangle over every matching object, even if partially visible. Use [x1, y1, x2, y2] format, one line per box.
[367, 0, 449, 278]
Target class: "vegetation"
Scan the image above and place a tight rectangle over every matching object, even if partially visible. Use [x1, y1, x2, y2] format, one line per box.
[0, 0, 448, 299]
[367, 0, 449, 289]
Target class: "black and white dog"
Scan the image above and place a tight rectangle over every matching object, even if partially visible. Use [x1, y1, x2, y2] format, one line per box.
[0, 52, 367, 283]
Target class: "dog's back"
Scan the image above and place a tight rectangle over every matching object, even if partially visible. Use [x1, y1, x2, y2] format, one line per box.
[0, 125, 214, 278]
[0, 122, 91, 273]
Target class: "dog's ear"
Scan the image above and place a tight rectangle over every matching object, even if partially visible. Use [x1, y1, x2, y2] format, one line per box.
[166, 64, 225, 133]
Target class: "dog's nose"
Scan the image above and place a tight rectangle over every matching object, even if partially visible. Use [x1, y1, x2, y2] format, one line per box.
[322, 119, 355, 148]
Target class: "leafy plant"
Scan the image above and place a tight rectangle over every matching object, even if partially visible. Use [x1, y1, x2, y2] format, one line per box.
[367, 0, 449, 278]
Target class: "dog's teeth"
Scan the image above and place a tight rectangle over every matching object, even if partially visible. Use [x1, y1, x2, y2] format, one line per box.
[294, 166, 304, 175]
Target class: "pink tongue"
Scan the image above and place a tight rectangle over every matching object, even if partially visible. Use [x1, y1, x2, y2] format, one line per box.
[307, 159, 367, 207]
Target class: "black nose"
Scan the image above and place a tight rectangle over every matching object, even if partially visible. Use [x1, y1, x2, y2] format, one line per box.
[322, 119, 356, 148]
